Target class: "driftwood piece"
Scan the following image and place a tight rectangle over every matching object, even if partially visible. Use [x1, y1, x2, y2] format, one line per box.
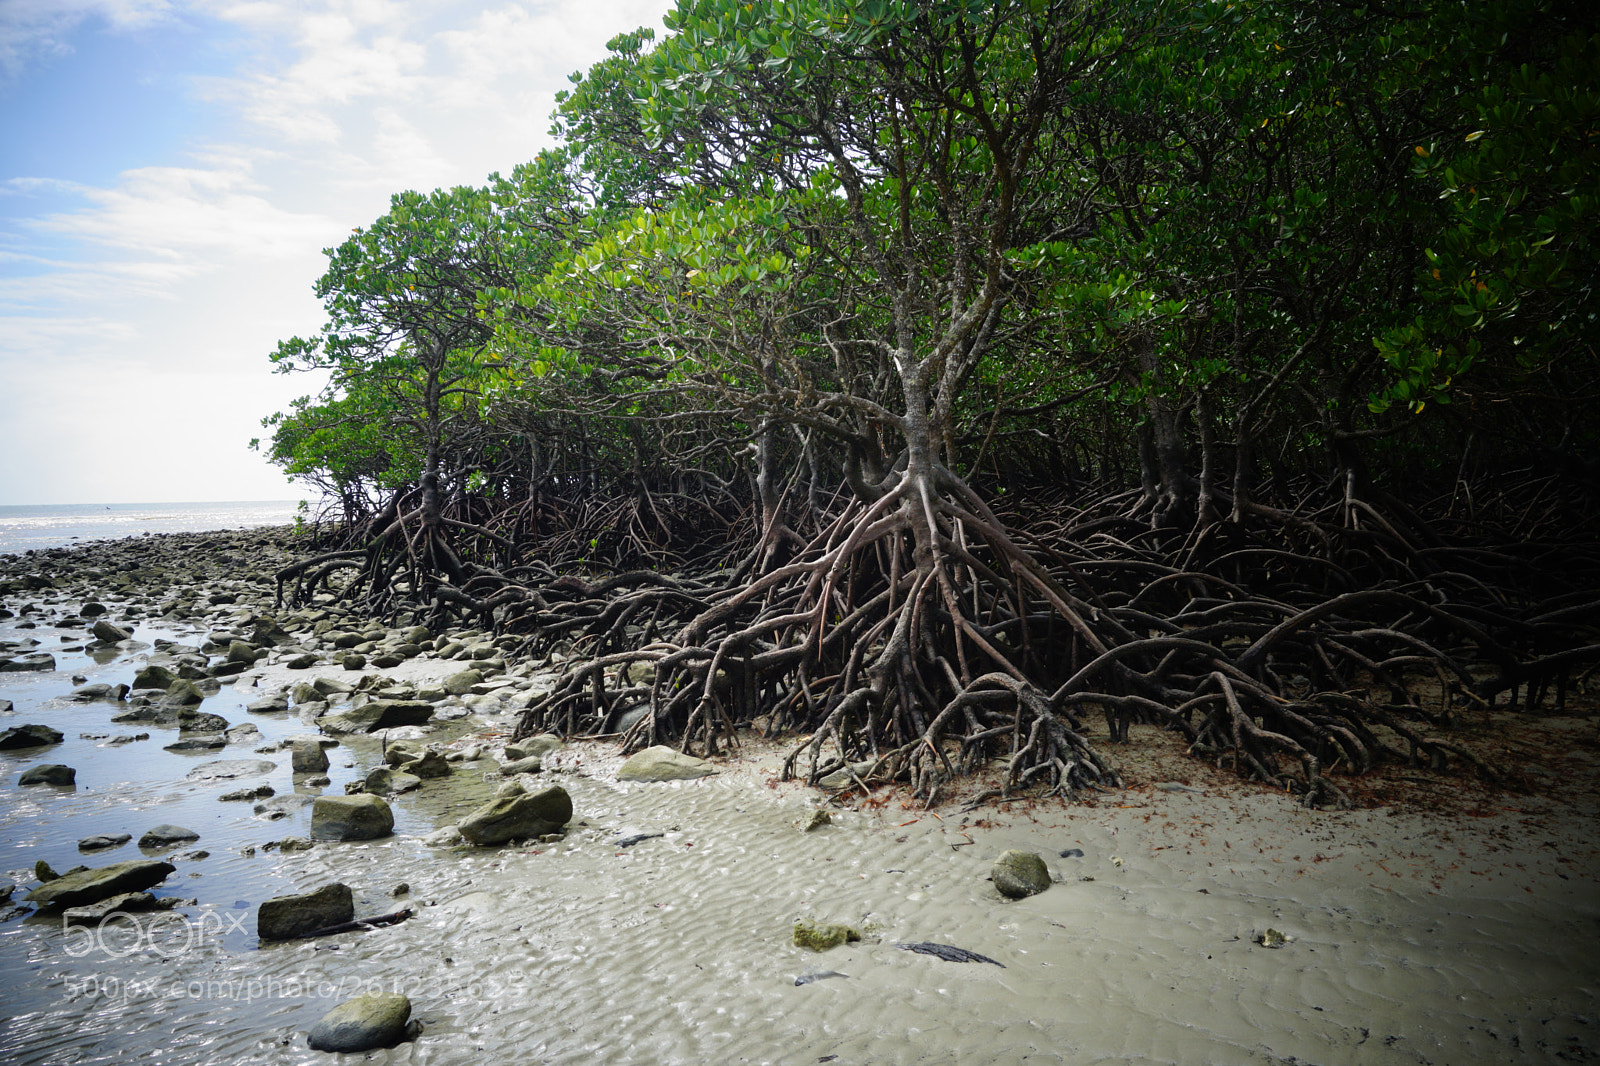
[287, 907, 415, 940]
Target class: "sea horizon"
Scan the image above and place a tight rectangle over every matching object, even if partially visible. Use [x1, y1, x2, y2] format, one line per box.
[0, 499, 314, 555]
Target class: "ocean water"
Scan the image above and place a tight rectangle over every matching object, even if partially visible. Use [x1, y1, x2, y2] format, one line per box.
[0, 501, 309, 555]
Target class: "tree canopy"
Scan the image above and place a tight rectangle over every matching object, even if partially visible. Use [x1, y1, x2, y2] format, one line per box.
[260, 0, 1600, 806]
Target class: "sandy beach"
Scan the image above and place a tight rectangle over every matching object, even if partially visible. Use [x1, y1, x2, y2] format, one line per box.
[2, 531, 1597, 1064]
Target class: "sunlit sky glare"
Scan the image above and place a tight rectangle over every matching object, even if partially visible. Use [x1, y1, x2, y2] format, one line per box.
[0, 0, 673, 506]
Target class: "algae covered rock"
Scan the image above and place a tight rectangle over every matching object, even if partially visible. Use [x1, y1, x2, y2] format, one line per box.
[306, 992, 414, 1052]
[793, 919, 862, 952]
[311, 794, 394, 841]
[458, 786, 572, 845]
[991, 849, 1051, 899]
[617, 745, 718, 782]
[258, 882, 354, 940]
[25, 859, 175, 907]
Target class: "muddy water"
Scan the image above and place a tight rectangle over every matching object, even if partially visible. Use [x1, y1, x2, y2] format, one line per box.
[3, 611, 1599, 1064]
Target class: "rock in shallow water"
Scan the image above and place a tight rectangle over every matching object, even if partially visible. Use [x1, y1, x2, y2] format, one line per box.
[306, 992, 414, 1052]
[0, 723, 64, 749]
[291, 738, 330, 773]
[457, 786, 572, 845]
[19, 764, 75, 786]
[139, 824, 200, 848]
[187, 758, 276, 781]
[24, 860, 175, 907]
[257, 882, 353, 940]
[311, 794, 394, 841]
[78, 833, 133, 851]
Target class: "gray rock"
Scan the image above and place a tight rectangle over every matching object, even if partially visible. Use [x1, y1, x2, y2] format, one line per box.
[458, 786, 572, 846]
[175, 709, 230, 733]
[254, 794, 315, 816]
[311, 676, 354, 697]
[991, 850, 1051, 899]
[290, 738, 330, 773]
[0, 653, 56, 672]
[398, 750, 451, 778]
[69, 683, 127, 701]
[246, 694, 290, 713]
[443, 668, 483, 695]
[61, 891, 164, 924]
[0, 723, 64, 749]
[139, 825, 200, 848]
[257, 882, 353, 940]
[498, 756, 544, 775]
[186, 758, 277, 781]
[131, 664, 177, 690]
[306, 992, 414, 1053]
[504, 734, 564, 761]
[816, 760, 878, 789]
[164, 736, 226, 752]
[316, 699, 434, 735]
[381, 740, 424, 767]
[162, 679, 206, 706]
[78, 833, 133, 851]
[226, 641, 262, 664]
[91, 619, 132, 643]
[19, 764, 75, 785]
[340, 653, 367, 671]
[219, 785, 274, 802]
[617, 745, 719, 782]
[224, 723, 261, 743]
[285, 653, 318, 670]
[24, 859, 175, 907]
[311, 794, 394, 841]
[362, 767, 421, 795]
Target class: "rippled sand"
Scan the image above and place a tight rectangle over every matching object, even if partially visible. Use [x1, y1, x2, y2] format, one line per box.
[5, 716, 1597, 1066]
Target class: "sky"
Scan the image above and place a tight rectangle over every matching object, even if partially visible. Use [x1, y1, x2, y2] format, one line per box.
[0, 0, 673, 506]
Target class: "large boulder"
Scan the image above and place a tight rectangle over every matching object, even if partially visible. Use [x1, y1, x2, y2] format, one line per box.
[443, 668, 483, 695]
[257, 882, 354, 940]
[316, 700, 433, 735]
[399, 750, 451, 778]
[0, 723, 64, 750]
[306, 993, 414, 1053]
[362, 767, 421, 795]
[617, 745, 719, 782]
[290, 738, 330, 773]
[311, 794, 394, 841]
[138, 825, 200, 848]
[91, 619, 132, 643]
[246, 693, 290, 713]
[991, 850, 1052, 899]
[186, 758, 277, 782]
[162, 679, 206, 706]
[457, 786, 572, 846]
[504, 734, 564, 761]
[131, 664, 177, 691]
[19, 764, 75, 786]
[24, 859, 175, 907]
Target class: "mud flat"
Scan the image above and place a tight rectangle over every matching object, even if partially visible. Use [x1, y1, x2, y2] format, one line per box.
[1, 530, 1597, 1064]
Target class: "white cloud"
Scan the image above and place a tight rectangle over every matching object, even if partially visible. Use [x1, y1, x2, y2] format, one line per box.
[0, 0, 675, 504]
[33, 159, 336, 259]
[0, 0, 175, 79]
